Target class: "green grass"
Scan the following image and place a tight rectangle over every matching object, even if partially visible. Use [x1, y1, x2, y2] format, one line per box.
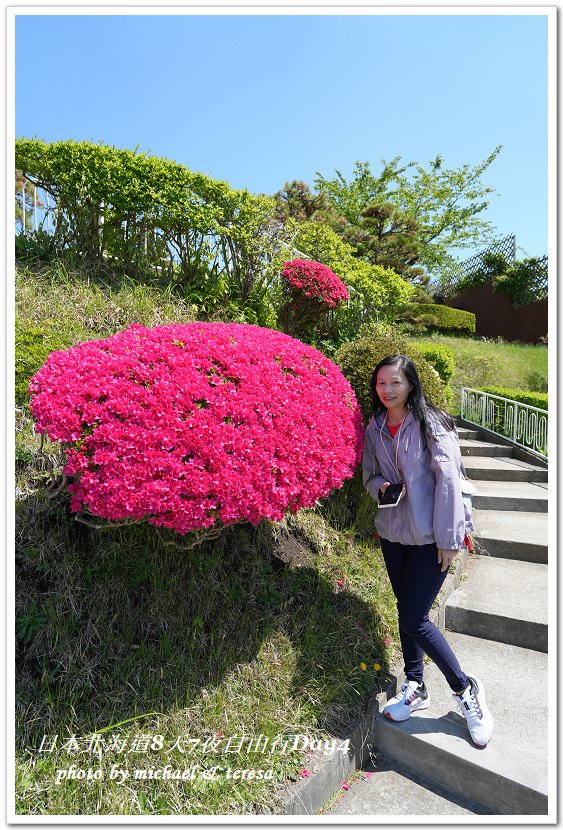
[15, 442, 396, 814]
[410, 333, 548, 414]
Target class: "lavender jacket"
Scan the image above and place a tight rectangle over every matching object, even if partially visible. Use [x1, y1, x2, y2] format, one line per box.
[362, 410, 474, 550]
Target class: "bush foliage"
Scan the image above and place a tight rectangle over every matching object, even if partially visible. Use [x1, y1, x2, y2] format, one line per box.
[15, 138, 289, 323]
[15, 323, 74, 407]
[399, 303, 476, 334]
[29, 323, 364, 540]
[334, 324, 448, 425]
[286, 221, 414, 347]
[479, 386, 548, 411]
[449, 251, 548, 310]
[414, 343, 455, 384]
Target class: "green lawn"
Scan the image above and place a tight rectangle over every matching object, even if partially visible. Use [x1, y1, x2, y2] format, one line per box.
[410, 333, 548, 414]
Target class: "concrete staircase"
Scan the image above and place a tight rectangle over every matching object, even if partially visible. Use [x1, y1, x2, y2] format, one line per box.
[325, 423, 550, 817]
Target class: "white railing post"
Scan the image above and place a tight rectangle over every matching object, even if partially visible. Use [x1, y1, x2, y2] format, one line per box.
[460, 386, 547, 458]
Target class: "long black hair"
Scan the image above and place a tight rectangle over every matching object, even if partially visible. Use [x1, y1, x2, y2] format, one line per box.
[371, 354, 455, 447]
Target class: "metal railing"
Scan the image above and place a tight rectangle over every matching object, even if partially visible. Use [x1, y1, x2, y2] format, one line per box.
[461, 387, 548, 458]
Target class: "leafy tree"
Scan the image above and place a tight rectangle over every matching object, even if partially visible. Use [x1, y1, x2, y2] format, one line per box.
[273, 179, 345, 231]
[343, 202, 428, 284]
[314, 148, 502, 279]
[15, 138, 289, 324]
[314, 159, 411, 224]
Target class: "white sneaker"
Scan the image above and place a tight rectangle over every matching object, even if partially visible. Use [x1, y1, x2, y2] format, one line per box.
[384, 679, 430, 721]
[454, 675, 494, 747]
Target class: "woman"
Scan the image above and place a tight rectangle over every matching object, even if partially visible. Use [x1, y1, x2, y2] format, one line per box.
[362, 354, 494, 747]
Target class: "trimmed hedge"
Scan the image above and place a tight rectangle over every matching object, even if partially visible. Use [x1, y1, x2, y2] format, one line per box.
[414, 343, 454, 384]
[400, 303, 476, 334]
[15, 138, 286, 322]
[480, 387, 548, 411]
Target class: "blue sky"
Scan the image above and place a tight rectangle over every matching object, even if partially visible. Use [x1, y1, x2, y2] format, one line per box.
[14, 11, 550, 268]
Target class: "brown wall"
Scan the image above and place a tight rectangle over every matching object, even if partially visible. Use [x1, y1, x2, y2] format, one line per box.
[447, 283, 548, 343]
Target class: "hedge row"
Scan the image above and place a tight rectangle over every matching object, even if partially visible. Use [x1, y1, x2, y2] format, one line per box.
[15, 138, 285, 306]
[480, 387, 548, 411]
[400, 303, 476, 334]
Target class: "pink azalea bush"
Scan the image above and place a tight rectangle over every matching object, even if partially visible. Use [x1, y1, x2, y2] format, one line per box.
[281, 259, 349, 308]
[29, 323, 363, 537]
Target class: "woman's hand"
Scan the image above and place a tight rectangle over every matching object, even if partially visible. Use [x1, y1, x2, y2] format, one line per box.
[378, 482, 407, 497]
[437, 548, 460, 573]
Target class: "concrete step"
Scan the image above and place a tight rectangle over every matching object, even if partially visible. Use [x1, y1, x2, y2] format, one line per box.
[462, 455, 548, 483]
[471, 508, 548, 564]
[457, 428, 481, 440]
[445, 556, 548, 652]
[372, 632, 548, 815]
[469, 479, 548, 513]
[459, 439, 514, 458]
[326, 753, 491, 816]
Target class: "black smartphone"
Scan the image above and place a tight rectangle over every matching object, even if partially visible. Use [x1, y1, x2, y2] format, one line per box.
[378, 483, 405, 508]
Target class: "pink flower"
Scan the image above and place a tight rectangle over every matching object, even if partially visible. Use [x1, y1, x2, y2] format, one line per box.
[300, 769, 310, 778]
[336, 579, 344, 588]
[281, 260, 349, 308]
[342, 780, 350, 790]
[384, 637, 392, 647]
[29, 322, 364, 539]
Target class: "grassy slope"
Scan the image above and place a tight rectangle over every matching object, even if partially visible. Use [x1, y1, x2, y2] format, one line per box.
[410, 333, 548, 414]
[15, 263, 395, 815]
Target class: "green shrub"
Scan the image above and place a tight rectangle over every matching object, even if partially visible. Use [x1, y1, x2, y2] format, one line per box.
[335, 323, 448, 425]
[334, 325, 449, 528]
[15, 323, 76, 407]
[525, 371, 548, 393]
[400, 303, 476, 334]
[480, 386, 548, 411]
[414, 343, 454, 384]
[15, 138, 285, 317]
[494, 257, 548, 308]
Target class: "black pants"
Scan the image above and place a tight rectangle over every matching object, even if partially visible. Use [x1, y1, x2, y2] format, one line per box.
[381, 538, 469, 693]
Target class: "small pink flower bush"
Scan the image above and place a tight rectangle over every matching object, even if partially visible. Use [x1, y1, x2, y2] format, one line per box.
[280, 260, 349, 339]
[29, 323, 363, 537]
[281, 259, 349, 308]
